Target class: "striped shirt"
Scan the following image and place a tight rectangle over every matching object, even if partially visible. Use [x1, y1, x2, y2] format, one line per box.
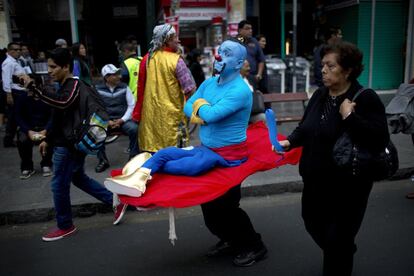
[176, 58, 196, 94]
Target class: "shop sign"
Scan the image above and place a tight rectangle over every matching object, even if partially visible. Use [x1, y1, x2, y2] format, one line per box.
[175, 7, 226, 21]
[165, 15, 180, 36]
[180, 0, 226, 8]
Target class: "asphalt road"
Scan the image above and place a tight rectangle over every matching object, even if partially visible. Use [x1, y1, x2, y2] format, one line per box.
[1, 179, 414, 276]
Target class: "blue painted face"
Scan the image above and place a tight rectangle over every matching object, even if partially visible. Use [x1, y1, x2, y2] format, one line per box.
[213, 40, 246, 80]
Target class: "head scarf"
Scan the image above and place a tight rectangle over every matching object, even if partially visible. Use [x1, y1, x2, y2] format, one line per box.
[149, 24, 176, 58]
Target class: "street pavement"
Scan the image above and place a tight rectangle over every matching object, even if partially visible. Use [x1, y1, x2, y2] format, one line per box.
[1, 179, 414, 276]
[0, 92, 413, 225]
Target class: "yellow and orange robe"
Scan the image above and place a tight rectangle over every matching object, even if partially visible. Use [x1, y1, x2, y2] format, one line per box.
[133, 49, 195, 152]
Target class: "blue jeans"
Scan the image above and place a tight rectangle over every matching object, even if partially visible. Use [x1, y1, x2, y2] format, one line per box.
[51, 147, 113, 229]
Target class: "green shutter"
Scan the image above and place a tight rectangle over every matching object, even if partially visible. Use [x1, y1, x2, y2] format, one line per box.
[327, 1, 407, 89]
[370, 2, 406, 89]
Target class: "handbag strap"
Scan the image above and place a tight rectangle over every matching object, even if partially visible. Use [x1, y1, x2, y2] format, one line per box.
[351, 87, 368, 102]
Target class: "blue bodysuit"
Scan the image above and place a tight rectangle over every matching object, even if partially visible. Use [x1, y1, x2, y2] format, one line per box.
[184, 75, 252, 148]
[142, 75, 252, 176]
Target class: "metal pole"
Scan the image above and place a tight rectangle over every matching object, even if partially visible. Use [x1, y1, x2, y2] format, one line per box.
[292, 0, 297, 92]
[280, 0, 285, 59]
[68, 0, 79, 43]
[145, 0, 156, 52]
[368, 0, 376, 88]
[3, 0, 12, 44]
[404, 0, 414, 82]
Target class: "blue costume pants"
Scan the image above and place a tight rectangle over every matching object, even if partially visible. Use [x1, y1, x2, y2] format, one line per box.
[142, 146, 246, 176]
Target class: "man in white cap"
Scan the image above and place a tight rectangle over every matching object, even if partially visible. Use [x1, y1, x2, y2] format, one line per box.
[94, 64, 138, 172]
[132, 23, 196, 153]
[55, 38, 68, 48]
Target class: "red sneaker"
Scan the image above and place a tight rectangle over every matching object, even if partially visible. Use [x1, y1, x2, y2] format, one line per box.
[113, 203, 127, 225]
[42, 225, 77, 242]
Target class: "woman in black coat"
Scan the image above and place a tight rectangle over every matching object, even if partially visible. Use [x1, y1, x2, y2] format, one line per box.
[187, 49, 205, 88]
[278, 41, 389, 276]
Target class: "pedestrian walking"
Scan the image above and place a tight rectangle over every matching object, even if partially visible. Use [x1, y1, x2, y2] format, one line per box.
[313, 26, 343, 88]
[256, 34, 269, 93]
[20, 48, 127, 242]
[237, 20, 266, 91]
[278, 41, 389, 275]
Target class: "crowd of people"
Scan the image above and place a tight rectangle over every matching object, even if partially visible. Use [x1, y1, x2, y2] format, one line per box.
[0, 18, 411, 276]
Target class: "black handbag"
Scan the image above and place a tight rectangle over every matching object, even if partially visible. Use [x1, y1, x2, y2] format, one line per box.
[251, 90, 265, 115]
[332, 89, 399, 180]
[332, 132, 399, 180]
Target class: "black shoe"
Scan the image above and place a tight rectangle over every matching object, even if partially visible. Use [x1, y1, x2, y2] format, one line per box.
[206, 240, 234, 257]
[233, 244, 268, 267]
[95, 161, 109, 173]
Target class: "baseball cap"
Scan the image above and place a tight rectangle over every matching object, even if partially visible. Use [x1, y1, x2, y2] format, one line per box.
[55, 38, 67, 47]
[101, 64, 121, 78]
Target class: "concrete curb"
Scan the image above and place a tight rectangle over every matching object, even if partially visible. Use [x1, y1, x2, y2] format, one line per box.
[1, 167, 413, 226]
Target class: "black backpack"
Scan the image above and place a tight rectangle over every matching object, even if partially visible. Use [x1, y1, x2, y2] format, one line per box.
[73, 81, 109, 155]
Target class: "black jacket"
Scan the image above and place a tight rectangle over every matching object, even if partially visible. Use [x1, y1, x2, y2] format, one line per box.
[33, 78, 104, 149]
[14, 93, 52, 133]
[189, 61, 205, 88]
[288, 81, 389, 178]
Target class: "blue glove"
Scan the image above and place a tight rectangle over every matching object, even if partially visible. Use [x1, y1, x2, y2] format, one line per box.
[265, 109, 284, 152]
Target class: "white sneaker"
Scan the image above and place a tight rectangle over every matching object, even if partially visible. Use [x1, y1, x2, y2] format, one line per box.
[20, 170, 35, 179]
[42, 166, 52, 177]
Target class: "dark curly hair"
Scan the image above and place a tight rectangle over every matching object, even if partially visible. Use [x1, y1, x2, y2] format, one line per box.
[321, 41, 364, 81]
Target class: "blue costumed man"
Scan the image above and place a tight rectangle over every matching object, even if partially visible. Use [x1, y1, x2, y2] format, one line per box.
[105, 38, 267, 266]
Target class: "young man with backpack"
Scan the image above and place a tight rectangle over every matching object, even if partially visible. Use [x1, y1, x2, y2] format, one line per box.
[20, 48, 127, 241]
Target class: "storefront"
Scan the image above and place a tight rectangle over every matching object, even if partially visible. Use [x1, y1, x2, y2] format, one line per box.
[324, 0, 410, 89]
[2, 0, 155, 69]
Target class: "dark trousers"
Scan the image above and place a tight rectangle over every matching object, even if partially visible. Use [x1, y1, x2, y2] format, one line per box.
[201, 185, 263, 253]
[301, 175, 373, 276]
[97, 120, 139, 163]
[17, 130, 53, 171]
[4, 90, 25, 144]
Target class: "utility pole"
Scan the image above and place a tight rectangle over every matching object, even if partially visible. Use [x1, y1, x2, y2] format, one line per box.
[292, 0, 297, 92]
[404, 0, 414, 82]
[368, 0, 376, 88]
[145, 0, 156, 52]
[68, 0, 79, 43]
[280, 0, 285, 59]
[1, 0, 12, 45]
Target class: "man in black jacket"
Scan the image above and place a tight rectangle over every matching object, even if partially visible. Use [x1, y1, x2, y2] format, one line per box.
[15, 90, 53, 179]
[21, 48, 127, 242]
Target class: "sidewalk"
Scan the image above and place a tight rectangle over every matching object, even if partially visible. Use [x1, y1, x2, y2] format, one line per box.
[1, 119, 413, 225]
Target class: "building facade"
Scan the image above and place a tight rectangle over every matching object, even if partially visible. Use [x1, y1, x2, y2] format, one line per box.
[1, 0, 412, 88]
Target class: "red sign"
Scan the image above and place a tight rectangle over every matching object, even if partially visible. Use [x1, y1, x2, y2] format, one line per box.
[227, 22, 238, 37]
[165, 15, 180, 37]
[180, 0, 226, 8]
